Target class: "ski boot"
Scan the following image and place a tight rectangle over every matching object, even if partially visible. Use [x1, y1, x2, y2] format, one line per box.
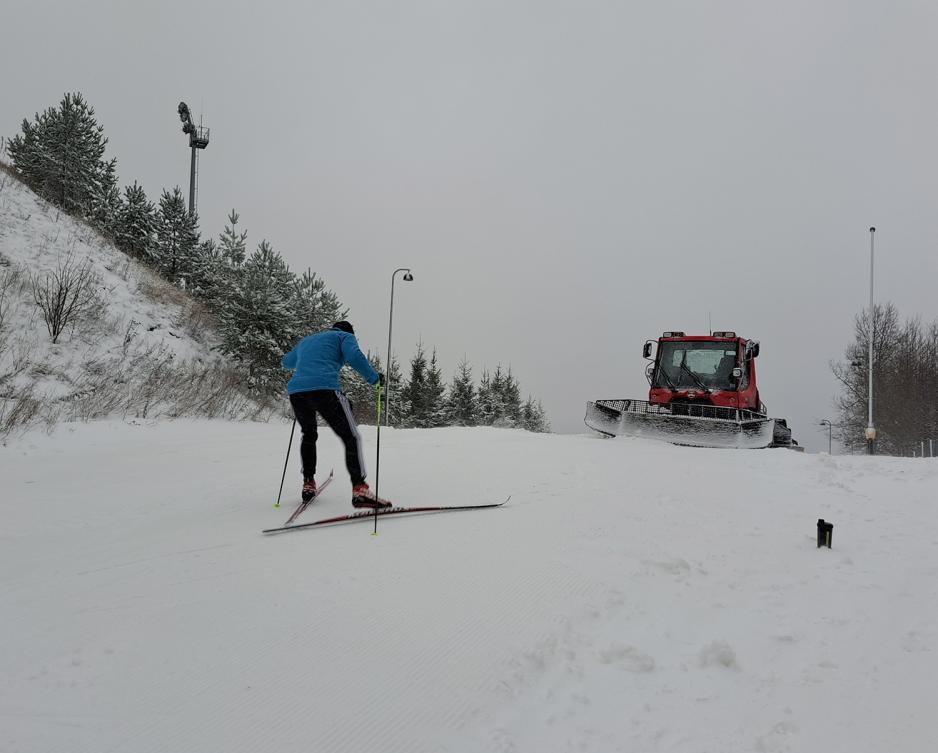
[302, 478, 317, 503]
[351, 483, 392, 509]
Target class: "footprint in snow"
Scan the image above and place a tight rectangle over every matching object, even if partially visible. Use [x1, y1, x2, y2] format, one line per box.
[698, 640, 739, 670]
[596, 643, 656, 672]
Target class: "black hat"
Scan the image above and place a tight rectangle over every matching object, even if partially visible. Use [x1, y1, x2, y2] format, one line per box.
[332, 321, 355, 334]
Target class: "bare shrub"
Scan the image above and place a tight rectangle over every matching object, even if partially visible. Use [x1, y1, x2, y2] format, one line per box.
[0, 266, 23, 331]
[30, 251, 98, 343]
[122, 318, 140, 354]
[177, 298, 217, 344]
[52, 334, 257, 425]
[0, 338, 32, 388]
[114, 255, 132, 281]
[0, 151, 21, 192]
[0, 385, 41, 436]
[137, 269, 188, 308]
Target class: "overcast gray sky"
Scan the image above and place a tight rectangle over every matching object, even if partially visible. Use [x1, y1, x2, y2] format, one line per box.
[3, 0, 937, 450]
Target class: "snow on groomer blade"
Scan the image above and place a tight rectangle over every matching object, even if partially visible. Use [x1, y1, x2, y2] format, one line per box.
[585, 331, 799, 450]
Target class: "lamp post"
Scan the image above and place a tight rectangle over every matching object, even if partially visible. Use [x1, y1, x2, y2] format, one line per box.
[177, 102, 209, 215]
[866, 227, 876, 455]
[820, 420, 832, 455]
[385, 268, 414, 426]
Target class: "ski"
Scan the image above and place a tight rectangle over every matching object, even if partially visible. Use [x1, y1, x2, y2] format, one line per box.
[262, 496, 509, 534]
[282, 470, 334, 526]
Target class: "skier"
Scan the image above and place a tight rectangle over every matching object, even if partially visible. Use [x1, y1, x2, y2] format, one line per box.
[282, 321, 391, 509]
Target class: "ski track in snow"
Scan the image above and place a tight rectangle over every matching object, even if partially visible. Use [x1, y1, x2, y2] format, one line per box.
[2, 420, 938, 752]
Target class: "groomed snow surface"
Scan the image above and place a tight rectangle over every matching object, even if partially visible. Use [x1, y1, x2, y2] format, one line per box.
[3, 422, 937, 753]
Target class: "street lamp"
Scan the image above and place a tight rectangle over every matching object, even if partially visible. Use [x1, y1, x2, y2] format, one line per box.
[866, 226, 876, 455]
[820, 420, 832, 455]
[385, 268, 414, 426]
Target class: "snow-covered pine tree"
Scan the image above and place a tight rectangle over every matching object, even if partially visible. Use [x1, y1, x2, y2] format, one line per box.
[117, 182, 156, 260]
[292, 269, 347, 337]
[154, 187, 200, 285]
[401, 343, 429, 428]
[218, 209, 247, 267]
[424, 348, 447, 427]
[530, 399, 550, 433]
[519, 397, 550, 432]
[341, 352, 383, 424]
[489, 365, 509, 426]
[218, 239, 297, 393]
[445, 357, 476, 426]
[89, 158, 122, 241]
[502, 366, 522, 426]
[385, 354, 407, 427]
[476, 368, 495, 426]
[203, 209, 248, 313]
[5, 114, 42, 185]
[7, 93, 109, 215]
[187, 237, 229, 304]
[520, 397, 536, 431]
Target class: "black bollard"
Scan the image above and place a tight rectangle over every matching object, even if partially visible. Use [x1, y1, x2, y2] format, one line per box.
[817, 519, 833, 548]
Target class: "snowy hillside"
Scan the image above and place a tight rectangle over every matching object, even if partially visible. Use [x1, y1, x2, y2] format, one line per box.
[3, 422, 937, 752]
[0, 168, 258, 434]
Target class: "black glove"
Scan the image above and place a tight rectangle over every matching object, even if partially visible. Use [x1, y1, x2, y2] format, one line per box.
[377, 373, 386, 387]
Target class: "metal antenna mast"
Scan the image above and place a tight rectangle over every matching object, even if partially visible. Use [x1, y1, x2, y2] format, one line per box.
[177, 102, 209, 215]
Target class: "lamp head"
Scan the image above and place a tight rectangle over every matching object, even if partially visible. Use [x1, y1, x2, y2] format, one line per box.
[403, 272, 414, 281]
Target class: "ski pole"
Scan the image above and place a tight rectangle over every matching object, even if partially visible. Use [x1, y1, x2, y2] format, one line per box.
[373, 383, 382, 536]
[274, 419, 296, 508]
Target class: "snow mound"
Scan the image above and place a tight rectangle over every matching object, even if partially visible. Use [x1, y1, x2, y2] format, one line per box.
[0, 168, 258, 434]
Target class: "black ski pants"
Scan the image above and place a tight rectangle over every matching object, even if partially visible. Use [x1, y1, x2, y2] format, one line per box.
[289, 390, 367, 486]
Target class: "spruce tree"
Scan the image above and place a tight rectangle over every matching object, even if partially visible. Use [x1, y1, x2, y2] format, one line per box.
[341, 352, 383, 424]
[424, 348, 447, 427]
[385, 354, 406, 426]
[401, 343, 429, 428]
[445, 357, 476, 426]
[520, 398, 550, 432]
[502, 367, 522, 426]
[532, 400, 550, 432]
[476, 369, 495, 426]
[490, 365, 509, 426]
[117, 182, 156, 260]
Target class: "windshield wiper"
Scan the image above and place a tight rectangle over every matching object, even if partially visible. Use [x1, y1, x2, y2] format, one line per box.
[655, 365, 678, 391]
[678, 360, 710, 392]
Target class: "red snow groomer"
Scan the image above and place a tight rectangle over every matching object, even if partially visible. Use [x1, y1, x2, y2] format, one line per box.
[585, 331, 798, 449]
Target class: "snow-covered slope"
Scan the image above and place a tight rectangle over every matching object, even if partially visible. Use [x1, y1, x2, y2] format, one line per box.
[0, 169, 255, 433]
[3, 422, 936, 752]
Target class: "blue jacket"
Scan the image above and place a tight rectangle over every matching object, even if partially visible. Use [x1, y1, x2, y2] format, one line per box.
[282, 329, 380, 395]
